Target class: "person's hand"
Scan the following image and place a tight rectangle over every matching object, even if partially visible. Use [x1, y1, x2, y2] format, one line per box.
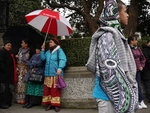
[15, 55, 19, 58]
[56, 69, 62, 75]
[41, 42, 45, 50]
[139, 67, 143, 71]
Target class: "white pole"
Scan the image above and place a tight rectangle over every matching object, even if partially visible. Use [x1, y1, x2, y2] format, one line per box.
[44, 18, 52, 42]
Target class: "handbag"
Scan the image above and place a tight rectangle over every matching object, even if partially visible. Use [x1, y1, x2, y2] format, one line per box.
[28, 72, 44, 83]
[57, 75, 67, 88]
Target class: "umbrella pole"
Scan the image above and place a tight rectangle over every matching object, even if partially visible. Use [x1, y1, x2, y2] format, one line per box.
[44, 18, 52, 42]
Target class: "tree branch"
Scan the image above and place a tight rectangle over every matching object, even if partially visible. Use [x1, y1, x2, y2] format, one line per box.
[47, 1, 85, 16]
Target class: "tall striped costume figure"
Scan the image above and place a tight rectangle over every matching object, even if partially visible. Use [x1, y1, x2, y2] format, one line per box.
[86, 0, 138, 112]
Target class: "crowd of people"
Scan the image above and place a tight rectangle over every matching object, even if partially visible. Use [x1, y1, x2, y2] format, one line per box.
[1, 0, 150, 113]
[0, 38, 67, 112]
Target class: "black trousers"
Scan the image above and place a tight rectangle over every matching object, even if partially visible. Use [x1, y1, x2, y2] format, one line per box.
[25, 95, 42, 105]
[0, 83, 13, 106]
[143, 79, 150, 100]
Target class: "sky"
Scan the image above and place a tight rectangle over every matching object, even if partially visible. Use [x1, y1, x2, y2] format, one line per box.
[122, 0, 130, 5]
[123, 0, 150, 5]
[147, 0, 150, 2]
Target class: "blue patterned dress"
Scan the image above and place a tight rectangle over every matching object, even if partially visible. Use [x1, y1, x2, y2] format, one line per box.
[25, 53, 44, 105]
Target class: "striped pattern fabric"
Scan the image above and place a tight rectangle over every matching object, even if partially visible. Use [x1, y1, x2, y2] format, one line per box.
[86, 26, 138, 112]
[86, 0, 138, 112]
[96, 27, 138, 112]
[99, 0, 121, 30]
[25, 8, 72, 36]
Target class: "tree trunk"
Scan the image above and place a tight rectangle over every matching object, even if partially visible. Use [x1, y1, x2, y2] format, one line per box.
[83, 0, 104, 36]
[85, 16, 99, 36]
[124, 0, 139, 36]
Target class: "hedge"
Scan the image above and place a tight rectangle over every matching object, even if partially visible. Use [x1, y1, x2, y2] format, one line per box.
[60, 38, 91, 66]
[58, 38, 149, 67]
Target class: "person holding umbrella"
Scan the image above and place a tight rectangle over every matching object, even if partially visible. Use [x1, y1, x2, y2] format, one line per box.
[40, 38, 67, 112]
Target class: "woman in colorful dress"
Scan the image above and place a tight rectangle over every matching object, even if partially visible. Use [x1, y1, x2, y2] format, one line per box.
[40, 38, 67, 112]
[15, 38, 31, 104]
[23, 46, 44, 108]
[0, 40, 17, 109]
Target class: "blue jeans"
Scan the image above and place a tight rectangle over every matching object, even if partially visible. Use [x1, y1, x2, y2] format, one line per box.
[136, 71, 144, 102]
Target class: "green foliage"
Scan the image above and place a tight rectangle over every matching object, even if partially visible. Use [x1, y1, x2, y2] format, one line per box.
[138, 39, 147, 48]
[60, 38, 91, 66]
[141, 36, 150, 40]
[46, 0, 104, 36]
[57, 37, 150, 67]
[137, 1, 150, 36]
[138, 36, 150, 47]
[9, 0, 42, 26]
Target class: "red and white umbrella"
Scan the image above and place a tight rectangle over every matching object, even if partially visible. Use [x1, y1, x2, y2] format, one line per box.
[25, 8, 72, 41]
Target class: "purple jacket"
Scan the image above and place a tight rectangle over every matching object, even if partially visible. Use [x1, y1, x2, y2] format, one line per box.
[131, 47, 146, 71]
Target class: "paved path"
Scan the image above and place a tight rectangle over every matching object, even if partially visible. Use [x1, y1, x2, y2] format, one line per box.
[0, 102, 150, 113]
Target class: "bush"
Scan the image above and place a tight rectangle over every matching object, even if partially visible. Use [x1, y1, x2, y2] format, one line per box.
[59, 37, 149, 67]
[138, 39, 147, 48]
[60, 38, 91, 66]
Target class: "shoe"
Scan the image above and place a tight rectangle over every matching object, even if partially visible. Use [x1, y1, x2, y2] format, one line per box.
[54, 106, 60, 112]
[20, 101, 25, 104]
[138, 104, 142, 109]
[26, 104, 34, 109]
[0, 105, 9, 109]
[45, 105, 52, 111]
[140, 100, 147, 109]
[22, 103, 29, 108]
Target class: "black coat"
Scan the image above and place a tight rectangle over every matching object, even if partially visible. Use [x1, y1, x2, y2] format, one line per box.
[0, 48, 14, 84]
[142, 45, 150, 79]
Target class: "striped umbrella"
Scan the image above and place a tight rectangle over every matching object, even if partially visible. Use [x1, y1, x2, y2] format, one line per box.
[25, 8, 73, 41]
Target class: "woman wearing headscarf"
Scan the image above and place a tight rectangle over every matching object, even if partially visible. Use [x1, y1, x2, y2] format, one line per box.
[0, 40, 17, 109]
[15, 38, 31, 104]
[86, 0, 138, 112]
[40, 38, 67, 112]
[22, 46, 44, 109]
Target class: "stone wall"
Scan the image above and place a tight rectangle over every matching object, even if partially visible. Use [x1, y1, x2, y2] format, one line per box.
[61, 66, 147, 108]
[61, 66, 97, 108]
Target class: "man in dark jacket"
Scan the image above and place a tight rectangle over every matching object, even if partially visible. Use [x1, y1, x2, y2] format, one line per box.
[142, 40, 150, 102]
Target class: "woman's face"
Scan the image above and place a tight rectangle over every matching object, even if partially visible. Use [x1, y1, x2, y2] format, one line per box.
[4, 43, 12, 51]
[21, 40, 28, 49]
[147, 42, 150, 47]
[49, 40, 56, 47]
[131, 38, 138, 46]
[119, 5, 129, 28]
[35, 49, 40, 54]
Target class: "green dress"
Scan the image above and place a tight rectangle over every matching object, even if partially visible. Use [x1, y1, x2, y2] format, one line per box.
[26, 81, 43, 96]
